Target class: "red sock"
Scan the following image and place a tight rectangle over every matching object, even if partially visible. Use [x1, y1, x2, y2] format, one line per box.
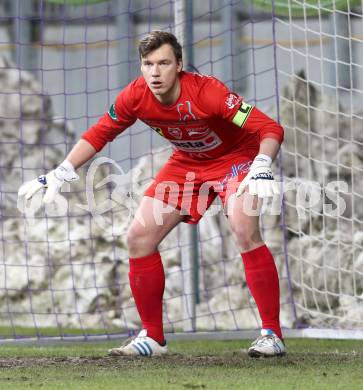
[241, 245, 282, 339]
[129, 251, 165, 344]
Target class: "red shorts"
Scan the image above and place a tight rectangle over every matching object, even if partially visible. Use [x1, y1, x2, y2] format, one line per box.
[144, 149, 258, 224]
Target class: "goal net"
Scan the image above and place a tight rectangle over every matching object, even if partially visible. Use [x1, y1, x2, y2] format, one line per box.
[1, 0, 362, 340]
[275, 0, 363, 334]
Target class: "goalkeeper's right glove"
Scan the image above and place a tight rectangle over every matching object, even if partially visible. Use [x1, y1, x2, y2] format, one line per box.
[18, 160, 79, 204]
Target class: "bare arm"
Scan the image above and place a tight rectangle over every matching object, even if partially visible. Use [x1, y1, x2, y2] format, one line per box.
[258, 137, 281, 161]
[66, 139, 97, 169]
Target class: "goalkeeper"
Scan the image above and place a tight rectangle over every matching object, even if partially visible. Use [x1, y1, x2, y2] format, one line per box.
[18, 31, 285, 358]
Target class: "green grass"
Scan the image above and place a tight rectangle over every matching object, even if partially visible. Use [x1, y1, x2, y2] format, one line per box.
[0, 326, 122, 339]
[0, 339, 362, 389]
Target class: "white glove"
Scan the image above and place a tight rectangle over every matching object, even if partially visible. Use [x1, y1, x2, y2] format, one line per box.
[18, 160, 79, 204]
[236, 154, 280, 198]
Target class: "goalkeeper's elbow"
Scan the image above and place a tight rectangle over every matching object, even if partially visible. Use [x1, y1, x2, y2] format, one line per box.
[276, 123, 284, 144]
[261, 124, 284, 145]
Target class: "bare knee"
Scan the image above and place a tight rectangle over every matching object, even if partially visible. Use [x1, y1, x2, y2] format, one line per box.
[126, 224, 158, 258]
[231, 225, 263, 253]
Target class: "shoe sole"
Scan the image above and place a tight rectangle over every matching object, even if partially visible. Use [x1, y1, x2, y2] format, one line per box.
[248, 350, 286, 358]
[107, 349, 168, 357]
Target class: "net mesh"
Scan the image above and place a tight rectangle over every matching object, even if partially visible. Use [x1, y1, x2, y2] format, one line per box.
[276, 0, 363, 329]
[0, 0, 362, 339]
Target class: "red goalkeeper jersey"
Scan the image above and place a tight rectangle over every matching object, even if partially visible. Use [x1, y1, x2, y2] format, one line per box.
[82, 71, 283, 159]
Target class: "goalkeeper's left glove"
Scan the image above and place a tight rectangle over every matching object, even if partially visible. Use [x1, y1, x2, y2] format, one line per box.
[18, 160, 79, 204]
[236, 154, 280, 198]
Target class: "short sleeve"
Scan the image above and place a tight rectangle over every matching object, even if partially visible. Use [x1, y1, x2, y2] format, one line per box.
[198, 76, 243, 121]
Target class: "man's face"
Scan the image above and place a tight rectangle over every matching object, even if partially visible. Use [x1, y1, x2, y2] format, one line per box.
[141, 43, 182, 101]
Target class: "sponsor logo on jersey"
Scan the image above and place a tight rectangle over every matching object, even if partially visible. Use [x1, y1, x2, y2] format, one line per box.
[108, 103, 118, 121]
[170, 131, 222, 153]
[225, 93, 241, 109]
[152, 126, 164, 137]
[186, 126, 210, 138]
[219, 161, 253, 188]
[167, 127, 182, 139]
